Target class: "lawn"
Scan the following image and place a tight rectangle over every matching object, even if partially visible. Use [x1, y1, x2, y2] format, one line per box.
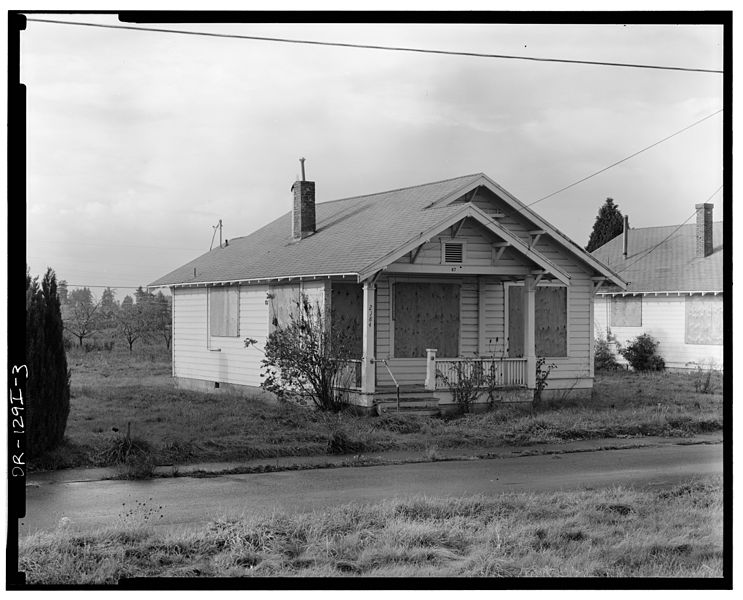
[33, 345, 724, 471]
[18, 476, 723, 581]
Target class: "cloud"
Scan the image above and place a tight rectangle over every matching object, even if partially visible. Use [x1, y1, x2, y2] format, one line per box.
[22, 19, 724, 286]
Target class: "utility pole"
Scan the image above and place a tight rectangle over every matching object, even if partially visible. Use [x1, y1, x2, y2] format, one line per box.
[209, 219, 224, 250]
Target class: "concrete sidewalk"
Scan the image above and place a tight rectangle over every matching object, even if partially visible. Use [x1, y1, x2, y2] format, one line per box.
[26, 432, 723, 485]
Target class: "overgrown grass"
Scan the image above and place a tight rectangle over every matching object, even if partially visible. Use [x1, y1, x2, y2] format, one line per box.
[32, 349, 723, 472]
[19, 476, 723, 581]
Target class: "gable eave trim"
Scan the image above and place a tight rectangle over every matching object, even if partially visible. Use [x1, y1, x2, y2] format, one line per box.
[148, 272, 360, 290]
[433, 173, 628, 289]
[596, 290, 723, 297]
[358, 205, 571, 285]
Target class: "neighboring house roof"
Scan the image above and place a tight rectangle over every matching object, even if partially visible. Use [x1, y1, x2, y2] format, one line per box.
[591, 222, 723, 294]
[150, 173, 626, 289]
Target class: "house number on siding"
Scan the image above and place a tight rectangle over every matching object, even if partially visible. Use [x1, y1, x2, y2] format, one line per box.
[368, 303, 374, 327]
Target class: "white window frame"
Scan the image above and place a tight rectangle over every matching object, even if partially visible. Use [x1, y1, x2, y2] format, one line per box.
[207, 286, 240, 347]
[504, 280, 570, 359]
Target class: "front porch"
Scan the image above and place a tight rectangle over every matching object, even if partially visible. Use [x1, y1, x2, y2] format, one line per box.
[333, 272, 540, 411]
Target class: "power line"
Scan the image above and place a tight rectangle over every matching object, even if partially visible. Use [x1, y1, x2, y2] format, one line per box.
[25, 18, 723, 74]
[614, 185, 723, 276]
[526, 109, 723, 209]
[62, 284, 145, 289]
[30, 240, 203, 251]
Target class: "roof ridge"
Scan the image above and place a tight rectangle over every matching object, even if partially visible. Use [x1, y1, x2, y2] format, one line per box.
[316, 172, 484, 206]
[626, 220, 723, 232]
[205, 174, 486, 244]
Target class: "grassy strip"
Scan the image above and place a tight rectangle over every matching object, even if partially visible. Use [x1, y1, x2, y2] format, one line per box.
[19, 476, 723, 581]
[34, 349, 723, 472]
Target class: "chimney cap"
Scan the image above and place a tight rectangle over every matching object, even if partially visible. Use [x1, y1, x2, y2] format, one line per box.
[695, 202, 714, 210]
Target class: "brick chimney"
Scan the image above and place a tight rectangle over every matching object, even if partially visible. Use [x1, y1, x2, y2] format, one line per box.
[291, 158, 315, 240]
[695, 203, 713, 257]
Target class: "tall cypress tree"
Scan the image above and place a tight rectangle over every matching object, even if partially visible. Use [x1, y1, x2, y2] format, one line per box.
[26, 267, 71, 458]
[586, 197, 626, 252]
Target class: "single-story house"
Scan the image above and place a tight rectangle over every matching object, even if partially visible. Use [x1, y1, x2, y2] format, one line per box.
[149, 170, 626, 411]
[591, 203, 723, 370]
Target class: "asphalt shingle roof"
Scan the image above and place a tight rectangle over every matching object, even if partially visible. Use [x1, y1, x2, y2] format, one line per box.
[591, 222, 723, 293]
[149, 174, 483, 287]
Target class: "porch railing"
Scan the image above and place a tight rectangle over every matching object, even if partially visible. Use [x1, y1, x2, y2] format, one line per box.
[337, 359, 363, 391]
[434, 357, 528, 389]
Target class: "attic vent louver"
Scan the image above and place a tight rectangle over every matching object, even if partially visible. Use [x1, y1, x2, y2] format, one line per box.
[443, 242, 464, 264]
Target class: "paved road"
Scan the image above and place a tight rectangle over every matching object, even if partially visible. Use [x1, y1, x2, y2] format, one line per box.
[19, 443, 722, 536]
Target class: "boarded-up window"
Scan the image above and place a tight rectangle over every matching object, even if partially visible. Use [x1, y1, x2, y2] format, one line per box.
[331, 282, 363, 358]
[685, 296, 723, 345]
[394, 283, 460, 358]
[611, 296, 642, 327]
[508, 285, 568, 357]
[268, 285, 301, 332]
[209, 287, 239, 337]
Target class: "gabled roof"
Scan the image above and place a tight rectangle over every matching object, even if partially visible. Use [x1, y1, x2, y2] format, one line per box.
[591, 222, 723, 294]
[149, 173, 626, 289]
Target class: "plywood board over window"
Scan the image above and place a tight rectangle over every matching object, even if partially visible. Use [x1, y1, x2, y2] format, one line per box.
[331, 282, 363, 358]
[268, 285, 302, 332]
[209, 287, 239, 337]
[685, 295, 723, 345]
[394, 282, 460, 358]
[611, 296, 642, 327]
[508, 285, 567, 357]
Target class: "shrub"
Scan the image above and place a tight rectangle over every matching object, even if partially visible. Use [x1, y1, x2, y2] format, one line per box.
[26, 268, 71, 458]
[533, 357, 557, 406]
[693, 362, 719, 394]
[436, 355, 505, 413]
[594, 338, 621, 371]
[99, 422, 156, 479]
[620, 334, 665, 372]
[248, 294, 358, 412]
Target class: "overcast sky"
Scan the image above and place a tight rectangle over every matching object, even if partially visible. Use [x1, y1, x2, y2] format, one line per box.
[21, 15, 724, 296]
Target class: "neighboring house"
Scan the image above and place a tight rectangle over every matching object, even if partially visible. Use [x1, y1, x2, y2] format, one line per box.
[591, 203, 723, 370]
[149, 170, 626, 411]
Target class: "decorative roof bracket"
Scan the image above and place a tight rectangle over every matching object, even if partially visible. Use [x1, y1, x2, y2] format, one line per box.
[529, 229, 546, 248]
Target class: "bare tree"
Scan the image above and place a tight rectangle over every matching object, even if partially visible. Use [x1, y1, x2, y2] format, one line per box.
[62, 287, 100, 347]
[115, 295, 146, 353]
[152, 292, 172, 350]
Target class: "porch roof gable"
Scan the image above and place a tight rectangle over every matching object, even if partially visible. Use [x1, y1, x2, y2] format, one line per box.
[429, 174, 627, 289]
[357, 203, 572, 286]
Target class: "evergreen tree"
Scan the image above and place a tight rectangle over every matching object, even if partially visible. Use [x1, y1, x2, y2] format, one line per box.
[586, 197, 626, 252]
[26, 267, 71, 458]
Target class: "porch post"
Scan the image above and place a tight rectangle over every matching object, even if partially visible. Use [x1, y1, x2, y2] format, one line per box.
[361, 280, 376, 393]
[477, 276, 487, 355]
[523, 274, 537, 389]
[424, 348, 438, 391]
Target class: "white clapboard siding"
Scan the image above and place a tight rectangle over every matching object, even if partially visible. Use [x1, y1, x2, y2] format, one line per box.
[594, 295, 723, 369]
[173, 285, 269, 387]
[482, 277, 506, 354]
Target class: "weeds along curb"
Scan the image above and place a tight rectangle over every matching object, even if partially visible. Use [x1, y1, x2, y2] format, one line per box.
[102, 436, 722, 481]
